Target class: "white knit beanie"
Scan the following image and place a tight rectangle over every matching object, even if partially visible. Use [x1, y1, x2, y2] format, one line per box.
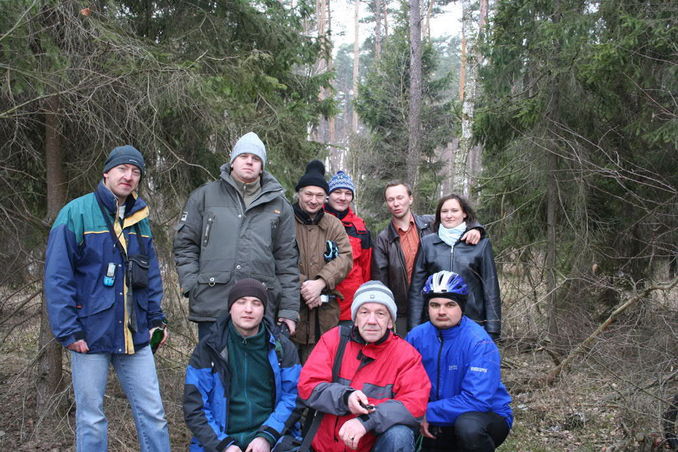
[351, 281, 397, 322]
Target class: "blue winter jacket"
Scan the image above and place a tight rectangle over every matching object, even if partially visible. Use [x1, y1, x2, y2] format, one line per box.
[44, 181, 165, 354]
[184, 317, 301, 452]
[406, 317, 513, 428]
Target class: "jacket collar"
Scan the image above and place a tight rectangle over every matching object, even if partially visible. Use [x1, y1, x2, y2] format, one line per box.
[219, 164, 285, 205]
[206, 314, 278, 356]
[433, 316, 466, 340]
[386, 213, 430, 242]
[324, 203, 349, 220]
[325, 206, 369, 232]
[95, 180, 147, 218]
[294, 202, 325, 225]
[350, 325, 393, 347]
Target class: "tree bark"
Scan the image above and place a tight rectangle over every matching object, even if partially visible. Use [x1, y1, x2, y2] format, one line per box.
[351, 0, 361, 133]
[546, 0, 562, 345]
[423, 0, 433, 39]
[374, 0, 383, 58]
[36, 94, 66, 415]
[454, 0, 488, 198]
[407, 0, 422, 193]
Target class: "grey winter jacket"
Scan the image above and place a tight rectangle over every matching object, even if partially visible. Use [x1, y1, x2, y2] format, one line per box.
[407, 233, 501, 335]
[173, 165, 299, 323]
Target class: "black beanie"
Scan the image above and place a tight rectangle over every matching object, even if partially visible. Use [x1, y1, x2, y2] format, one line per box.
[295, 160, 329, 193]
[426, 292, 467, 312]
[228, 278, 268, 312]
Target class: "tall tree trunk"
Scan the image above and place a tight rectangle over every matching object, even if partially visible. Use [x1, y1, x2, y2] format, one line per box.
[374, 0, 383, 58]
[36, 94, 66, 415]
[327, 2, 336, 148]
[458, 40, 466, 101]
[407, 0, 422, 193]
[455, 0, 487, 197]
[423, 0, 433, 39]
[312, 0, 330, 144]
[351, 0, 361, 133]
[546, 0, 562, 345]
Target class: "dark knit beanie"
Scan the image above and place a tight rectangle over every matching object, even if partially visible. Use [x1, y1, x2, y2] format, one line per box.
[103, 145, 145, 176]
[295, 160, 329, 193]
[426, 292, 467, 312]
[228, 278, 268, 312]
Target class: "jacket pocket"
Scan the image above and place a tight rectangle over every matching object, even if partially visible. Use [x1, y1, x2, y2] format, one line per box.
[191, 271, 233, 318]
[202, 215, 215, 247]
[76, 290, 115, 318]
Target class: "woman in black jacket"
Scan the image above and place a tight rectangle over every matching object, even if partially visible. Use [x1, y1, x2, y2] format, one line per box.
[407, 194, 502, 339]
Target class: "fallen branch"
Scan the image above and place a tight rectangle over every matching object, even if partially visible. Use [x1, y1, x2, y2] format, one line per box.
[545, 277, 678, 385]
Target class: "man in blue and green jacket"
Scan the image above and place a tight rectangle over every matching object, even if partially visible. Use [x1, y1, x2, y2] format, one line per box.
[184, 278, 301, 452]
[44, 145, 170, 451]
[406, 271, 512, 452]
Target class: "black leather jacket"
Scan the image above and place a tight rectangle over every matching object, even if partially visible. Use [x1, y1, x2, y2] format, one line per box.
[407, 233, 501, 336]
[371, 214, 435, 318]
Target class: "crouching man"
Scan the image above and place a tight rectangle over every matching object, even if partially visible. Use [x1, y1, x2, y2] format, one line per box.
[406, 271, 512, 452]
[184, 278, 301, 452]
[298, 281, 431, 452]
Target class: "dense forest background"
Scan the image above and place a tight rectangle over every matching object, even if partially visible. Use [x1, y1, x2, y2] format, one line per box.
[1, 0, 676, 450]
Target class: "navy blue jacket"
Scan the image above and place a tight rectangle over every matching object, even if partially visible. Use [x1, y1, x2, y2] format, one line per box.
[44, 182, 165, 354]
[406, 317, 513, 428]
[184, 317, 301, 452]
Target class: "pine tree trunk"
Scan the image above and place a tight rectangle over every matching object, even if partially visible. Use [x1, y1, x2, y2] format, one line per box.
[36, 94, 66, 415]
[407, 0, 422, 193]
[351, 0, 361, 133]
[374, 0, 383, 58]
[546, 0, 562, 345]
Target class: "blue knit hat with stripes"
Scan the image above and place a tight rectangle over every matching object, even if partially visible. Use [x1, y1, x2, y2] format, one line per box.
[328, 170, 355, 194]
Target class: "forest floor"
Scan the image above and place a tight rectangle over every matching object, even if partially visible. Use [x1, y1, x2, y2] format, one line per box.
[0, 297, 675, 451]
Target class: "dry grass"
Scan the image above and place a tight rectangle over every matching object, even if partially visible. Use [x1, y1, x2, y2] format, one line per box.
[0, 271, 676, 451]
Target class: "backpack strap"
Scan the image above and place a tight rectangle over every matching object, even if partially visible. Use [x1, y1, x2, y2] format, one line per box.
[298, 326, 352, 452]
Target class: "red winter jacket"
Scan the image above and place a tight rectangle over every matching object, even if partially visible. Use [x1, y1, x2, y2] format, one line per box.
[298, 327, 430, 452]
[324, 207, 372, 321]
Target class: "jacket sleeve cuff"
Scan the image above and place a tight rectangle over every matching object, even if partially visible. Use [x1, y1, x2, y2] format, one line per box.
[61, 331, 86, 347]
[256, 427, 280, 446]
[358, 413, 374, 432]
[217, 436, 237, 451]
[180, 275, 198, 297]
[277, 309, 299, 322]
[149, 318, 167, 329]
[342, 388, 355, 408]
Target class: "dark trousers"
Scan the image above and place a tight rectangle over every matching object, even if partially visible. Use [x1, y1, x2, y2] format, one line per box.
[197, 321, 216, 341]
[422, 412, 510, 452]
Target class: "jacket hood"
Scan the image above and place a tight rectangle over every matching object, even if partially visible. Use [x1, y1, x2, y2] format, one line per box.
[219, 163, 285, 196]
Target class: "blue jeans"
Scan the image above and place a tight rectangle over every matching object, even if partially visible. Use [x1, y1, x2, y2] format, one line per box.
[70, 346, 170, 451]
[373, 425, 415, 452]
